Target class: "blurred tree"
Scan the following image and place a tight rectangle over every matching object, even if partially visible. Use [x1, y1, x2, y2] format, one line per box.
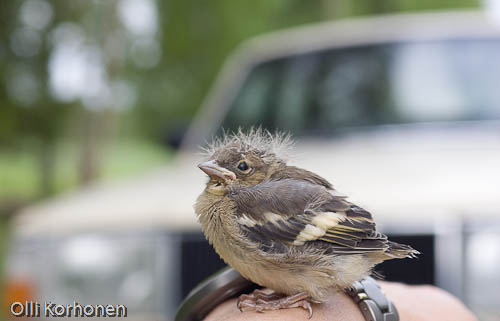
[0, 0, 67, 197]
[138, 0, 326, 139]
[323, 0, 480, 18]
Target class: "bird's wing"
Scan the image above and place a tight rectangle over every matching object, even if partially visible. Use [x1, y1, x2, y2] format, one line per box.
[229, 179, 388, 254]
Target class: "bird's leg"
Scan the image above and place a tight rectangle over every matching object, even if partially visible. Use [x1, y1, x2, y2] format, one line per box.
[237, 289, 313, 318]
[255, 292, 313, 318]
[237, 288, 284, 310]
[251, 288, 284, 300]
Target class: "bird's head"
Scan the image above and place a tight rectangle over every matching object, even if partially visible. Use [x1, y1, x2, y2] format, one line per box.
[198, 128, 292, 195]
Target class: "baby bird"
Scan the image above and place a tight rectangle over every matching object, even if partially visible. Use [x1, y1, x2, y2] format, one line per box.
[195, 129, 418, 317]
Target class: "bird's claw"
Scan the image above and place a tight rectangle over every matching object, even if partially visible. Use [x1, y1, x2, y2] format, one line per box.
[237, 289, 313, 318]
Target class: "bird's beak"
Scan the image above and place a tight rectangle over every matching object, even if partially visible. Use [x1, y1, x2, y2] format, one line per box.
[198, 160, 236, 181]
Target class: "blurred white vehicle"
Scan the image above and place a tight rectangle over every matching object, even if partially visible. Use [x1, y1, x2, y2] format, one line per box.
[6, 11, 500, 321]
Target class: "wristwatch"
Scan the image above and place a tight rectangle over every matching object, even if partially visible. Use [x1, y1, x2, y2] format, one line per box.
[175, 267, 399, 321]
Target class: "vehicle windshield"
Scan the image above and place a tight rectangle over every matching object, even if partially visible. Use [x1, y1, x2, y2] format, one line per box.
[221, 38, 500, 135]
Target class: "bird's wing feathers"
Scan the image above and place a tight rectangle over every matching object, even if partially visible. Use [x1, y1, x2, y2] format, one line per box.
[229, 179, 389, 254]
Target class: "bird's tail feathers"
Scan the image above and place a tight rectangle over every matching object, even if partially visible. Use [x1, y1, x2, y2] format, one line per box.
[385, 241, 420, 259]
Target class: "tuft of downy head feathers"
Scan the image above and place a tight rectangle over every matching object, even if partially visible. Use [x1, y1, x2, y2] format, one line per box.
[200, 127, 294, 163]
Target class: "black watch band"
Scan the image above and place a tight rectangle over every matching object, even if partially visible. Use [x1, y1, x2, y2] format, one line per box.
[175, 267, 259, 321]
[347, 276, 399, 321]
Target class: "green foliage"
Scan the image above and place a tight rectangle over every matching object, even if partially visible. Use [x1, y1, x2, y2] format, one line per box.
[337, 0, 479, 17]
[150, 0, 326, 131]
[0, 140, 171, 200]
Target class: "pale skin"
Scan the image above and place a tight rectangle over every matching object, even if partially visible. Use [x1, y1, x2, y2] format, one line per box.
[204, 282, 479, 321]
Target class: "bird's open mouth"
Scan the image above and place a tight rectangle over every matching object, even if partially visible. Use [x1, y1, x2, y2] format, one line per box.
[198, 160, 236, 181]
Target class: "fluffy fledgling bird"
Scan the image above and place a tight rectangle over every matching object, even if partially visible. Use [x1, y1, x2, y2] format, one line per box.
[195, 129, 418, 316]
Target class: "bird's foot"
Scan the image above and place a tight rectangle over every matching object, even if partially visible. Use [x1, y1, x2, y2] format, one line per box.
[237, 289, 313, 318]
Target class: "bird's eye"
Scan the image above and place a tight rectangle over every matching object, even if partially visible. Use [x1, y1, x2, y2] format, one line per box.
[214, 182, 222, 187]
[237, 161, 249, 172]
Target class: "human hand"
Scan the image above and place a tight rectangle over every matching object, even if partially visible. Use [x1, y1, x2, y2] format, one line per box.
[204, 282, 478, 321]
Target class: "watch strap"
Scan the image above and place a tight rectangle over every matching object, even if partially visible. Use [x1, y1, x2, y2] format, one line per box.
[347, 276, 399, 321]
[175, 267, 258, 321]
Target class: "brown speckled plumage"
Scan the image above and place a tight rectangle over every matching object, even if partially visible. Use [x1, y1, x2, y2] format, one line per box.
[195, 129, 418, 304]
